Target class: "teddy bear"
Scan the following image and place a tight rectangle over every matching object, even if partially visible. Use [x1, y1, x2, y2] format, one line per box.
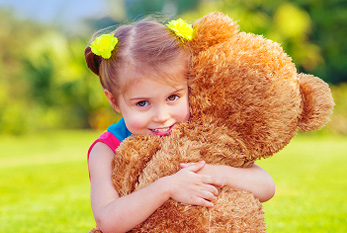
[90, 12, 334, 232]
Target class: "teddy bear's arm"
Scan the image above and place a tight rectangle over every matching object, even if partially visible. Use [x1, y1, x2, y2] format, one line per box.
[111, 135, 162, 196]
[131, 132, 265, 233]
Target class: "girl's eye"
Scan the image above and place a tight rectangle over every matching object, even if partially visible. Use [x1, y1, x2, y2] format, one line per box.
[136, 100, 148, 107]
[167, 95, 179, 101]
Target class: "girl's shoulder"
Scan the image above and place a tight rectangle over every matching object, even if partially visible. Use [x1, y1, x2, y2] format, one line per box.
[88, 118, 132, 159]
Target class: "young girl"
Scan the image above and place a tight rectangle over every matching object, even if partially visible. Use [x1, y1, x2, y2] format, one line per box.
[85, 19, 275, 233]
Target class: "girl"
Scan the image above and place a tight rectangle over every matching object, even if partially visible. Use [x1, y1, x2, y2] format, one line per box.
[85, 19, 275, 233]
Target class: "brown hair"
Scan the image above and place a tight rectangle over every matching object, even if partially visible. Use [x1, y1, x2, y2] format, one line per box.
[85, 20, 190, 99]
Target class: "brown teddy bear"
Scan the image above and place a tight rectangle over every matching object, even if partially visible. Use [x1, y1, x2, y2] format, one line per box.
[91, 12, 334, 232]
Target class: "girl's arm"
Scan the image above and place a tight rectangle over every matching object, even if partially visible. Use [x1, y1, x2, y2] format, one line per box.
[89, 142, 223, 233]
[181, 163, 275, 202]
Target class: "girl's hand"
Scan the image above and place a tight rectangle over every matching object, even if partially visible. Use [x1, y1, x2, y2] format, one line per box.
[167, 161, 224, 208]
[181, 162, 276, 202]
[180, 162, 218, 179]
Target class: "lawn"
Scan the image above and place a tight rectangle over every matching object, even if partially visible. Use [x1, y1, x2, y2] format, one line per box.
[258, 134, 347, 233]
[0, 131, 346, 232]
[0, 130, 99, 233]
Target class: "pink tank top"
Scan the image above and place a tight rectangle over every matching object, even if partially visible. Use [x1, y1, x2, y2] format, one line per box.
[87, 118, 132, 178]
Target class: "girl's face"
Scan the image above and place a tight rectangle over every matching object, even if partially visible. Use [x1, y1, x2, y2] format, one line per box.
[113, 75, 190, 136]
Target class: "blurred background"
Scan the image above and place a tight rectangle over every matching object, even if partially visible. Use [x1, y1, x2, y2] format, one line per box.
[1, 0, 346, 232]
[0, 0, 346, 135]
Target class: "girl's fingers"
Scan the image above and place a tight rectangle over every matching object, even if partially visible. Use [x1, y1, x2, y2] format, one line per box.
[192, 197, 214, 208]
[186, 161, 206, 173]
[202, 184, 219, 197]
[201, 175, 224, 188]
[179, 162, 196, 168]
[199, 189, 217, 202]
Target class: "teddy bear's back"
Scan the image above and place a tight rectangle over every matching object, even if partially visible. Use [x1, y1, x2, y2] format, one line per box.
[188, 31, 302, 161]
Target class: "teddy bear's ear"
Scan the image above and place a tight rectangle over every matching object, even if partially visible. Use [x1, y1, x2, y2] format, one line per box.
[298, 73, 334, 132]
[188, 12, 239, 55]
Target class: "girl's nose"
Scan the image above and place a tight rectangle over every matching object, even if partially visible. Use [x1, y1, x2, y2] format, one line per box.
[152, 107, 170, 123]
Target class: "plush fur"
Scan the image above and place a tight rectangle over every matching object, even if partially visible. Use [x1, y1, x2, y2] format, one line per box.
[90, 12, 334, 233]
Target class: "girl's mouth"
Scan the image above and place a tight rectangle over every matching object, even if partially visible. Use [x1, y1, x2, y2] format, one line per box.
[150, 124, 175, 136]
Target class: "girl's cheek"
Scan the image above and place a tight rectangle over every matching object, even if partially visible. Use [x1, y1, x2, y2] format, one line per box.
[177, 99, 190, 122]
[126, 114, 148, 131]
[184, 106, 190, 122]
[184, 105, 190, 122]
[184, 96, 190, 117]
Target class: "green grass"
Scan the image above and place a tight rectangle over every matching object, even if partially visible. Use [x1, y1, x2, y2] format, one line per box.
[1, 131, 346, 232]
[258, 133, 347, 233]
[0, 130, 99, 233]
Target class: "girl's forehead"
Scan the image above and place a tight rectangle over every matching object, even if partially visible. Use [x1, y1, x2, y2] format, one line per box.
[122, 74, 187, 95]
[119, 61, 188, 95]
[120, 76, 187, 102]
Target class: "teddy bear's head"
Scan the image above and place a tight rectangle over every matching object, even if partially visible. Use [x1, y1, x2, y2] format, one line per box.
[186, 12, 334, 161]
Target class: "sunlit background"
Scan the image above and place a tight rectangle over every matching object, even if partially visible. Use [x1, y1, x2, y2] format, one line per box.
[1, 0, 346, 134]
[1, 0, 346, 232]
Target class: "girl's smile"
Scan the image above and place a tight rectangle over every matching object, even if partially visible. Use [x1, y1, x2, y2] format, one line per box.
[149, 124, 176, 136]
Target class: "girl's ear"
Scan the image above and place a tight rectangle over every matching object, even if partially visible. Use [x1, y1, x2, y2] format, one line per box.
[104, 89, 121, 113]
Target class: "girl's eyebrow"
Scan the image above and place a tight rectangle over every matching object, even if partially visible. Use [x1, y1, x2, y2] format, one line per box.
[129, 97, 148, 101]
[173, 87, 185, 92]
[128, 86, 186, 101]
[171, 86, 187, 93]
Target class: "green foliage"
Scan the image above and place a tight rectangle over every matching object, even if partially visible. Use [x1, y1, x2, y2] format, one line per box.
[1, 131, 346, 232]
[328, 83, 347, 134]
[0, 2, 346, 134]
[296, 0, 347, 84]
[0, 9, 119, 134]
[122, 0, 199, 19]
[0, 10, 44, 134]
[180, 0, 347, 84]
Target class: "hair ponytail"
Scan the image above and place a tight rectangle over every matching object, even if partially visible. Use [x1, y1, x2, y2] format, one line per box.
[85, 46, 102, 76]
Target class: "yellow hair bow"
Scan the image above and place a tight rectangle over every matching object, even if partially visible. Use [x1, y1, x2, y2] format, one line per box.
[89, 34, 118, 59]
[166, 18, 194, 41]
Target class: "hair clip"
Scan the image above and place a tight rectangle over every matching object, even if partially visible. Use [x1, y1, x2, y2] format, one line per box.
[166, 18, 194, 41]
[89, 34, 118, 59]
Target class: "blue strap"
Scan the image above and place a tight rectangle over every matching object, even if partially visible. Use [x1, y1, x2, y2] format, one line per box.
[107, 118, 132, 142]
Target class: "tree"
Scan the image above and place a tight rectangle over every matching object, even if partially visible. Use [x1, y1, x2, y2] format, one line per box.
[179, 0, 347, 84]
